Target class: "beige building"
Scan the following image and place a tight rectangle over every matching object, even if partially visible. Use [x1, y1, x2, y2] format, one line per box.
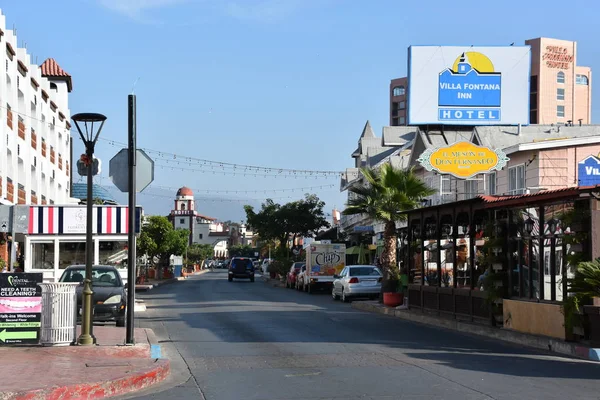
[527, 37, 592, 125]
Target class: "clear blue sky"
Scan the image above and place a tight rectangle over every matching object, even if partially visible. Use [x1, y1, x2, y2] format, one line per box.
[2, 0, 598, 221]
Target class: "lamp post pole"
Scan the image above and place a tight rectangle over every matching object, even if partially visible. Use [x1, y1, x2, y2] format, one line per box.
[72, 113, 106, 346]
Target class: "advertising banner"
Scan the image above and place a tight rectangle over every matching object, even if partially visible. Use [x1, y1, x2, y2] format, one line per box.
[578, 155, 600, 186]
[0, 273, 42, 345]
[408, 46, 530, 125]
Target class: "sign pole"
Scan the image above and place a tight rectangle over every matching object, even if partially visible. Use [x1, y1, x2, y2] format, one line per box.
[126, 95, 137, 345]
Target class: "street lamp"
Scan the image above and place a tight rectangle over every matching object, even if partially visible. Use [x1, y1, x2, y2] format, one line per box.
[72, 113, 106, 346]
[524, 217, 535, 237]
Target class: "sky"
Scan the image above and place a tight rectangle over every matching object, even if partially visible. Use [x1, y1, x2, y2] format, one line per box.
[1, 0, 598, 222]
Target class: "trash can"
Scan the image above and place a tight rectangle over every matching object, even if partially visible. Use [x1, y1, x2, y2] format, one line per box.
[39, 283, 79, 346]
[174, 265, 182, 278]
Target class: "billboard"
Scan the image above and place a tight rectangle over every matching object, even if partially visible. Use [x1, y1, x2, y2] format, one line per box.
[408, 46, 531, 125]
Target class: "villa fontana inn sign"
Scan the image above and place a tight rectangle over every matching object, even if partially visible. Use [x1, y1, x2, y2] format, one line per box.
[417, 141, 510, 179]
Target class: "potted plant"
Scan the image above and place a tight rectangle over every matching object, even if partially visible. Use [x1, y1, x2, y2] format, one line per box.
[383, 268, 404, 307]
[567, 258, 600, 346]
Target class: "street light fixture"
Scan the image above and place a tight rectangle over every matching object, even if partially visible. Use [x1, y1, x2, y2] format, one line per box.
[72, 112, 107, 346]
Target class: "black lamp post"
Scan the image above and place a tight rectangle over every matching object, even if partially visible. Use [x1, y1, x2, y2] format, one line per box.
[71, 113, 106, 346]
[547, 218, 560, 236]
[524, 217, 535, 237]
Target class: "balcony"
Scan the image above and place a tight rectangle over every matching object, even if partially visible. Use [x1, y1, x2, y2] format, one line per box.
[17, 184, 26, 205]
[58, 155, 63, 170]
[31, 129, 37, 149]
[6, 179, 14, 203]
[6, 108, 13, 129]
[31, 191, 37, 205]
[41, 195, 47, 205]
[50, 148, 55, 164]
[18, 118, 25, 140]
[41, 141, 47, 157]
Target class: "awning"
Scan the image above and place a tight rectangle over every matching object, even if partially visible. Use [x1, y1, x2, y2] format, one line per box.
[346, 246, 361, 255]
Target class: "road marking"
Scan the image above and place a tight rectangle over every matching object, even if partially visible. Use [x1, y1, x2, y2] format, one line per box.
[285, 372, 322, 378]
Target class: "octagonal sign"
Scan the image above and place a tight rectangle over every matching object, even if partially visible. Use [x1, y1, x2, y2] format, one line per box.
[109, 148, 154, 193]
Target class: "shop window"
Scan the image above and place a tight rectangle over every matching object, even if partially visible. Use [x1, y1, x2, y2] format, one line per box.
[557, 105, 565, 118]
[30, 242, 54, 269]
[392, 86, 405, 96]
[58, 242, 86, 269]
[557, 71, 565, 84]
[486, 172, 496, 195]
[99, 240, 128, 268]
[557, 88, 565, 101]
[508, 165, 525, 195]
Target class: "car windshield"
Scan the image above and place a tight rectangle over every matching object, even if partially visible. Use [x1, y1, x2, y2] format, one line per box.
[293, 263, 305, 269]
[60, 268, 122, 287]
[231, 259, 253, 269]
[349, 267, 381, 277]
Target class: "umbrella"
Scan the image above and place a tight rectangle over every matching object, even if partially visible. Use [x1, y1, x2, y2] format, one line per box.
[358, 245, 367, 264]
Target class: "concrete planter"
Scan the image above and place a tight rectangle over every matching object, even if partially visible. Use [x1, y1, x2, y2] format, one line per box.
[584, 305, 600, 347]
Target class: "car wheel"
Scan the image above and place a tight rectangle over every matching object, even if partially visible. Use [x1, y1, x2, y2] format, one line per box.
[342, 289, 349, 303]
[116, 318, 125, 327]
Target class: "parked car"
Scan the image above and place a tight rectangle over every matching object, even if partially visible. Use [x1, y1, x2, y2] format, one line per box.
[228, 257, 255, 282]
[332, 265, 382, 302]
[295, 264, 307, 290]
[59, 265, 127, 327]
[286, 262, 305, 289]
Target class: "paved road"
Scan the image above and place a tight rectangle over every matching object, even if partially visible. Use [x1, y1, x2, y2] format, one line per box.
[126, 270, 600, 400]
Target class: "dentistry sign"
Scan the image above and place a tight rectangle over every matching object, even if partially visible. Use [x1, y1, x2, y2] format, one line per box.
[417, 141, 509, 179]
[408, 45, 531, 125]
[0, 273, 42, 345]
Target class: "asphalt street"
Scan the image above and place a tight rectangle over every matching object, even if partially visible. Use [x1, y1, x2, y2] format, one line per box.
[123, 270, 600, 400]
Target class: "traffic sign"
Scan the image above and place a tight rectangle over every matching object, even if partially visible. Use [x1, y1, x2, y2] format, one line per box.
[109, 149, 154, 193]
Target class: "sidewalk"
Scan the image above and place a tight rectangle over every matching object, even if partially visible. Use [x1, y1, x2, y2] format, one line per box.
[0, 326, 169, 399]
[136, 269, 209, 291]
[352, 300, 600, 363]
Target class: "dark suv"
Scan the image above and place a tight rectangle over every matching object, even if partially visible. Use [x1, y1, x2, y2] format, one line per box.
[228, 257, 255, 282]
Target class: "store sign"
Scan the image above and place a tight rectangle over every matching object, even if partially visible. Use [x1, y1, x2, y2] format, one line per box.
[0, 273, 42, 345]
[542, 46, 574, 70]
[417, 141, 510, 179]
[408, 45, 530, 125]
[578, 155, 600, 186]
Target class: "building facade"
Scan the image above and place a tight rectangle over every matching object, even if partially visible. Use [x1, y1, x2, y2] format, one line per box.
[390, 37, 592, 126]
[0, 11, 73, 209]
[527, 37, 592, 125]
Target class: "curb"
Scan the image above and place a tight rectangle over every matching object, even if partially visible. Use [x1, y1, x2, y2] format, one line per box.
[351, 301, 600, 362]
[4, 359, 170, 400]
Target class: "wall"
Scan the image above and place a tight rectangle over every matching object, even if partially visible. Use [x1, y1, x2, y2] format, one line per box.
[503, 299, 566, 340]
[575, 66, 592, 124]
[538, 143, 600, 189]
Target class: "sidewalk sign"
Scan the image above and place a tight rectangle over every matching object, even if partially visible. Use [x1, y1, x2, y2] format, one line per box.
[0, 273, 42, 345]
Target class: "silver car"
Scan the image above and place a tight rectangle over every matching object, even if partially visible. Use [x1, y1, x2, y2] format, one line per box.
[332, 265, 382, 302]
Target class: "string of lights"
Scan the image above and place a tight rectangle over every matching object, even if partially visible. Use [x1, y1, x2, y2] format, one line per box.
[149, 183, 337, 194]
[0, 103, 359, 180]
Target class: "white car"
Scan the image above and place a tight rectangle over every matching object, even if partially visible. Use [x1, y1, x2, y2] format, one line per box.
[332, 265, 382, 302]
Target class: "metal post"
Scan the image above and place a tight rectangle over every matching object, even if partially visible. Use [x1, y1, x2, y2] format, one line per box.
[126, 95, 137, 345]
[78, 142, 96, 345]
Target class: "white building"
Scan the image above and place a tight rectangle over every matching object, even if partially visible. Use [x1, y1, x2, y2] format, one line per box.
[0, 10, 73, 207]
[168, 186, 231, 257]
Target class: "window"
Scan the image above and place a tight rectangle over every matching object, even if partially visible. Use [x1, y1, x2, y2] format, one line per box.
[576, 74, 589, 85]
[58, 242, 86, 269]
[50, 82, 57, 91]
[392, 86, 405, 96]
[349, 267, 381, 276]
[508, 165, 525, 195]
[179, 218, 185, 224]
[60, 267, 121, 287]
[399, 101, 406, 109]
[399, 116, 405, 125]
[557, 88, 565, 101]
[486, 172, 496, 195]
[557, 71, 565, 84]
[464, 180, 478, 198]
[30, 242, 55, 269]
[99, 240, 128, 267]
[440, 176, 451, 194]
[180, 203, 186, 210]
[557, 105, 565, 118]
[199, 233, 203, 239]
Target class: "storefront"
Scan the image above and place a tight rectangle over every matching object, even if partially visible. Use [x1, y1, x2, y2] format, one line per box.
[405, 186, 599, 338]
[22, 205, 142, 282]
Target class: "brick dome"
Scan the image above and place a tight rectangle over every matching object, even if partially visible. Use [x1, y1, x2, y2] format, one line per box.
[176, 186, 194, 197]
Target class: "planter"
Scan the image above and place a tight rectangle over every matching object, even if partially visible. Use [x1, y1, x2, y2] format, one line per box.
[383, 292, 404, 307]
[584, 305, 600, 347]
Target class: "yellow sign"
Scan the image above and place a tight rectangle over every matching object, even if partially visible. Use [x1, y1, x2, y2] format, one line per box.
[417, 141, 509, 179]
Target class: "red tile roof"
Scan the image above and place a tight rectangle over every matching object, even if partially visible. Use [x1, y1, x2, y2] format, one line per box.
[40, 58, 70, 77]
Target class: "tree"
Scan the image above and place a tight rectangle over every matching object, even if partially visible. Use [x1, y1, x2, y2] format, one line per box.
[343, 164, 435, 294]
[229, 244, 255, 258]
[187, 243, 214, 266]
[244, 194, 330, 253]
[137, 216, 189, 278]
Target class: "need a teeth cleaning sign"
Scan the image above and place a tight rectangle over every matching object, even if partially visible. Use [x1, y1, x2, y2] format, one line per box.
[0, 273, 42, 345]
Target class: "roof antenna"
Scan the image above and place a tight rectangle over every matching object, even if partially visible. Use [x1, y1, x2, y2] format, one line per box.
[131, 77, 140, 95]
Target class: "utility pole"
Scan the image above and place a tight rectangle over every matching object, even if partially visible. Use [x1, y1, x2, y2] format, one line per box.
[126, 95, 137, 345]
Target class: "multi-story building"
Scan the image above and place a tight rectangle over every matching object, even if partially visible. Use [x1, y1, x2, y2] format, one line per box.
[389, 37, 592, 126]
[527, 37, 592, 125]
[0, 10, 73, 207]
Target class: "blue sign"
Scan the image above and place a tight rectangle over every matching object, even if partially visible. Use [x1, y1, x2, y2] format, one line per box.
[438, 52, 502, 122]
[578, 155, 600, 186]
[354, 226, 374, 232]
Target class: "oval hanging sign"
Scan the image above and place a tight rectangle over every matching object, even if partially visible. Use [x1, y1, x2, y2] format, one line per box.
[417, 141, 509, 179]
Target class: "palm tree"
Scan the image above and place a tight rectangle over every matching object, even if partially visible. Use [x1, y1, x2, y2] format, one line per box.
[343, 164, 435, 294]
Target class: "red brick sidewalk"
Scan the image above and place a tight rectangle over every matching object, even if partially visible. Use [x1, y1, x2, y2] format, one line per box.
[0, 326, 169, 399]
